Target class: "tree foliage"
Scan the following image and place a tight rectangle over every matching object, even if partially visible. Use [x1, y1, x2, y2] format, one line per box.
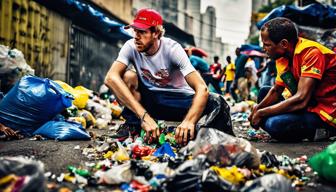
[258, 0, 296, 13]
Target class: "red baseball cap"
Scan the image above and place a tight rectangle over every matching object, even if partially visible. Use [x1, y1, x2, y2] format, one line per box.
[125, 8, 163, 30]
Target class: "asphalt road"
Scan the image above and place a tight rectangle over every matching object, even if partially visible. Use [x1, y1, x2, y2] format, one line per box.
[1, 128, 336, 191]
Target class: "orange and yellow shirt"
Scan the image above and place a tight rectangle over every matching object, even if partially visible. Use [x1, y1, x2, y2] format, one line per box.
[275, 37, 336, 128]
[225, 63, 235, 81]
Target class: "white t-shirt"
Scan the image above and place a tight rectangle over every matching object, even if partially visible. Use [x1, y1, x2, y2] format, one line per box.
[116, 37, 195, 93]
[245, 58, 258, 84]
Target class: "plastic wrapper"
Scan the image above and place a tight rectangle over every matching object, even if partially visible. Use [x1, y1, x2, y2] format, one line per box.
[55, 81, 89, 109]
[86, 100, 112, 122]
[33, 120, 90, 141]
[309, 142, 336, 182]
[68, 116, 87, 128]
[240, 173, 295, 192]
[0, 156, 45, 192]
[0, 45, 34, 75]
[78, 109, 96, 128]
[112, 142, 130, 162]
[153, 143, 176, 158]
[210, 166, 245, 185]
[110, 100, 123, 118]
[192, 128, 260, 169]
[97, 162, 132, 185]
[132, 145, 155, 159]
[0, 76, 73, 136]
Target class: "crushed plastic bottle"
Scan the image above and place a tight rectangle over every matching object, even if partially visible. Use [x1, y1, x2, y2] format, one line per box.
[68, 166, 91, 177]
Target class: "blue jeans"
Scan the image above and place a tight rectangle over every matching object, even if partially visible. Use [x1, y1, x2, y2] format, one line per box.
[258, 86, 334, 141]
[121, 82, 234, 135]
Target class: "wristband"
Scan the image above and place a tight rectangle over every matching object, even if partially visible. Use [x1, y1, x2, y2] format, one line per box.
[140, 111, 147, 124]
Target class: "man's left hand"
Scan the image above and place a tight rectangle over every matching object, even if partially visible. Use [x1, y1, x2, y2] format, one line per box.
[175, 121, 195, 146]
[251, 110, 262, 129]
[0, 124, 23, 139]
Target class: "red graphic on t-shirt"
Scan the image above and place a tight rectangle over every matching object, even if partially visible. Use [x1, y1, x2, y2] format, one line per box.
[141, 68, 171, 87]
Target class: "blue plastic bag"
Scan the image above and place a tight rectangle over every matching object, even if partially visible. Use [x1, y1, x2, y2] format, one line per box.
[256, 3, 336, 29]
[33, 120, 90, 141]
[0, 75, 73, 136]
[153, 142, 176, 158]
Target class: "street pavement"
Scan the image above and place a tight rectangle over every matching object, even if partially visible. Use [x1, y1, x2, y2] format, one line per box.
[1, 128, 336, 191]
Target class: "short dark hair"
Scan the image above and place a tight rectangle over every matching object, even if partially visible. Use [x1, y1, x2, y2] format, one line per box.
[214, 56, 219, 62]
[261, 17, 298, 44]
[226, 56, 231, 62]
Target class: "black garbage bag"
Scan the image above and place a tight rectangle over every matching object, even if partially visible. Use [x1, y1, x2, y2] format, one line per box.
[260, 151, 280, 168]
[240, 173, 295, 192]
[164, 155, 209, 192]
[0, 156, 45, 192]
[192, 128, 260, 169]
[130, 160, 153, 180]
[165, 155, 239, 192]
[202, 169, 237, 192]
[165, 170, 202, 192]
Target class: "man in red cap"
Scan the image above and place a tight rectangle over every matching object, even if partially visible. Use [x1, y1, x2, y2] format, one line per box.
[105, 8, 233, 145]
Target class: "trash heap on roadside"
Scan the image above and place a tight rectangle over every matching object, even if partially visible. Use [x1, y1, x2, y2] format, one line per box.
[0, 74, 321, 191]
[39, 127, 320, 192]
[0, 46, 335, 191]
[0, 74, 124, 141]
[0, 44, 123, 140]
[3, 124, 336, 191]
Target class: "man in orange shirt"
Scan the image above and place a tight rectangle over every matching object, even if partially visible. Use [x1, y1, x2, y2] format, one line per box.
[249, 17, 336, 141]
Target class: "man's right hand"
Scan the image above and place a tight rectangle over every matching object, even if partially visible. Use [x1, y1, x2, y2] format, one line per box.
[141, 113, 160, 142]
[248, 105, 258, 121]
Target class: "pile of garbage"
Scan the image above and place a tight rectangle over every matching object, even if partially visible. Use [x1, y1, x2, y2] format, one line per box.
[0, 46, 334, 191]
[35, 127, 318, 191]
[0, 75, 123, 141]
[0, 76, 334, 191]
[3, 126, 336, 191]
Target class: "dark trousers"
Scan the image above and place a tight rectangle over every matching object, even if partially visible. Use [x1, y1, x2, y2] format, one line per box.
[226, 81, 232, 94]
[121, 84, 234, 135]
[258, 86, 335, 141]
[230, 80, 238, 102]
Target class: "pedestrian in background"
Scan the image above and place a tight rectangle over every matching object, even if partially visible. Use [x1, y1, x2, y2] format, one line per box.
[224, 56, 235, 95]
[209, 55, 224, 94]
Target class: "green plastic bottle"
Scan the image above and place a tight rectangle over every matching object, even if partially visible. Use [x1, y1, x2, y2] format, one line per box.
[68, 166, 91, 177]
[308, 142, 336, 182]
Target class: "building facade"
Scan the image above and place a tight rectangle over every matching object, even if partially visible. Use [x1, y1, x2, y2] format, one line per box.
[0, 0, 131, 91]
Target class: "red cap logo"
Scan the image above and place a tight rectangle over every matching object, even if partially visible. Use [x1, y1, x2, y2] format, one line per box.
[125, 8, 163, 30]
